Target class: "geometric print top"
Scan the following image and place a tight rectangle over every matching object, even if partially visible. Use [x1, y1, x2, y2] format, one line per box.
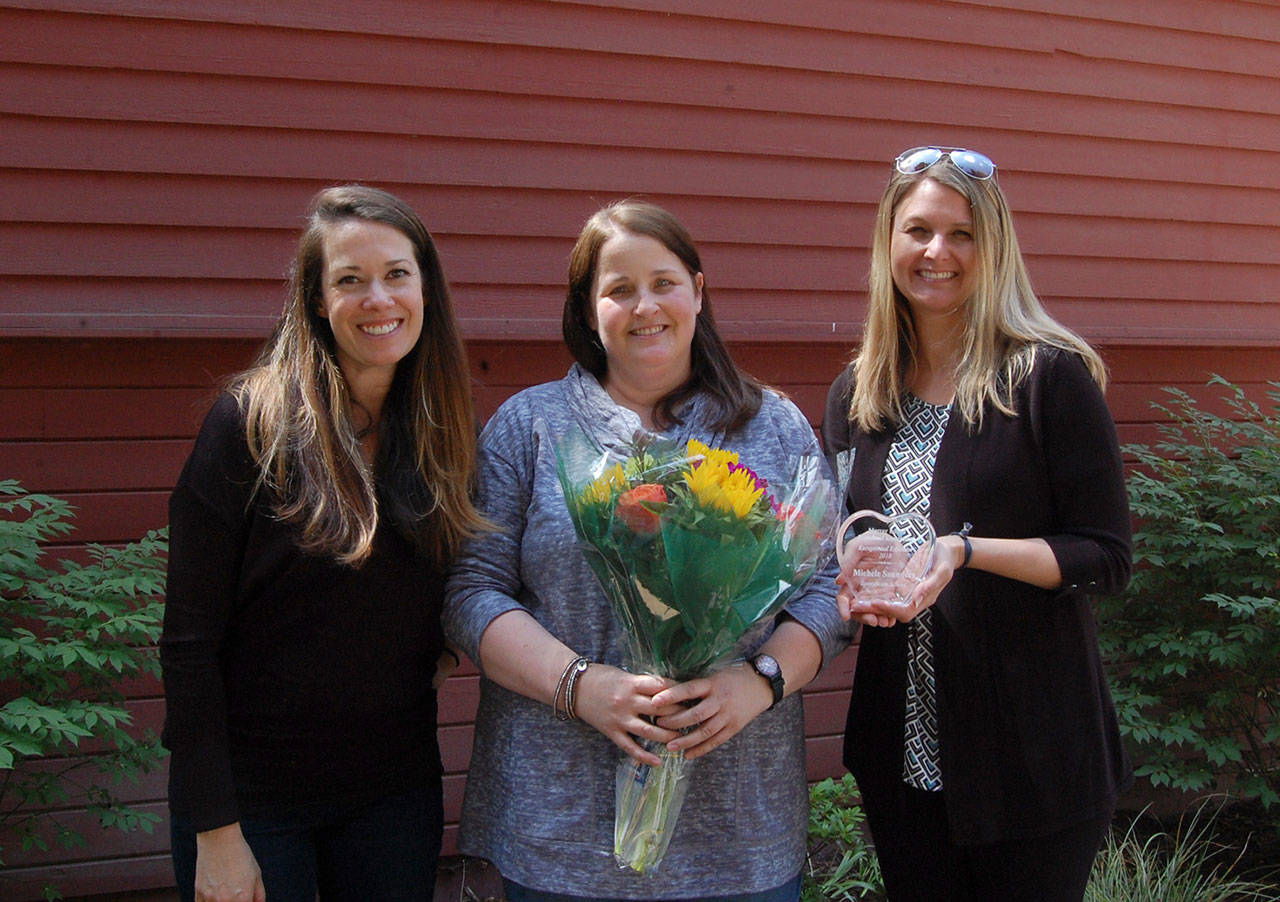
[880, 393, 951, 791]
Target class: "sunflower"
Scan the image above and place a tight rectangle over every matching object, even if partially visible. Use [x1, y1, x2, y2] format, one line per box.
[683, 440, 766, 519]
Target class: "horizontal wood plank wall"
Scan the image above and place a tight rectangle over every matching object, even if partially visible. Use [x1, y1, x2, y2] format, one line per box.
[1, 0, 1277, 895]
[0, 0, 1277, 344]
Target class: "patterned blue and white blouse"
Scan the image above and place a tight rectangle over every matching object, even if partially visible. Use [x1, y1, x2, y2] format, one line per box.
[881, 392, 951, 791]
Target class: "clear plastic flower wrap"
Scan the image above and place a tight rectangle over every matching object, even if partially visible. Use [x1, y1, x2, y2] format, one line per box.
[554, 429, 838, 873]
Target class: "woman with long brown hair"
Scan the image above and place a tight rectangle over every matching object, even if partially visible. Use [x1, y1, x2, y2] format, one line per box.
[161, 185, 487, 901]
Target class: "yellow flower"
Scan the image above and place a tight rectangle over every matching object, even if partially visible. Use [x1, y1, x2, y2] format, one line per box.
[580, 462, 627, 505]
[686, 439, 738, 470]
[718, 466, 766, 518]
[683, 456, 722, 504]
[683, 441, 764, 520]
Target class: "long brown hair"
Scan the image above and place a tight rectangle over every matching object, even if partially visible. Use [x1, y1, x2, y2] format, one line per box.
[851, 158, 1105, 433]
[563, 199, 762, 433]
[231, 184, 487, 566]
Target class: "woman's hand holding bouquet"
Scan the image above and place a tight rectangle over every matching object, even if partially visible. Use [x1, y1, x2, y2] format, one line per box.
[648, 652, 777, 757]
[570, 664, 682, 768]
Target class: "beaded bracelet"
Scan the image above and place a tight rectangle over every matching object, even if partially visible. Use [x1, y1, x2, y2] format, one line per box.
[552, 655, 590, 721]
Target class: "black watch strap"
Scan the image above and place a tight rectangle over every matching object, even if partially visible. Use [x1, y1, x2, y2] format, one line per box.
[751, 653, 785, 710]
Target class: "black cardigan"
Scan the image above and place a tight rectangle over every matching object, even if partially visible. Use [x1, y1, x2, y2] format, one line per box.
[822, 347, 1132, 845]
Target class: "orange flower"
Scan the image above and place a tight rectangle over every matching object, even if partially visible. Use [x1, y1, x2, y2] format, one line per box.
[615, 484, 667, 534]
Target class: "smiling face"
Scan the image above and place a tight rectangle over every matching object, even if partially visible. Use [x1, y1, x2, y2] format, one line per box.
[890, 178, 979, 321]
[316, 218, 424, 393]
[587, 229, 704, 402]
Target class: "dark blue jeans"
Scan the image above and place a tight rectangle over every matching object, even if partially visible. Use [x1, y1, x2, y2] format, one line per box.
[170, 783, 442, 902]
[502, 871, 802, 902]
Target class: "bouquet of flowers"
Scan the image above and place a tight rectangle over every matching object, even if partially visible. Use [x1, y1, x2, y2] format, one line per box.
[555, 429, 837, 873]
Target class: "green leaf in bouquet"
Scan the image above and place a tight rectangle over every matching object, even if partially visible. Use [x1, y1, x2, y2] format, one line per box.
[659, 519, 796, 679]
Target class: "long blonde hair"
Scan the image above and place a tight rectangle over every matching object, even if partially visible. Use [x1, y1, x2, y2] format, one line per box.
[850, 159, 1105, 433]
[231, 184, 488, 566]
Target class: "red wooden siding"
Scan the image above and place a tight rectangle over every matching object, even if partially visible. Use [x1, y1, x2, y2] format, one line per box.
[1, 0, 1277, 896]
[1, 0, 1277, 343]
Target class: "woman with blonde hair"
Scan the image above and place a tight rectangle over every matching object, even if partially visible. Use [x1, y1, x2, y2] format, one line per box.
[161, 185, 487, 901]
[824, 148, 1132, 901]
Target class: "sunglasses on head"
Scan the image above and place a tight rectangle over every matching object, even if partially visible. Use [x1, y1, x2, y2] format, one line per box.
[894, 146, 996, 181]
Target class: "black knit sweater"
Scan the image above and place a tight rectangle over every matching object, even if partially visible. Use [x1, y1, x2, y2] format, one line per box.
[160, 395, 445, 831]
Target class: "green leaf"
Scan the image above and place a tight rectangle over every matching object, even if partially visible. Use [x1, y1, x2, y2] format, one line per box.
[1103, 378, 1280, 810]
[0, 479, 170, 880]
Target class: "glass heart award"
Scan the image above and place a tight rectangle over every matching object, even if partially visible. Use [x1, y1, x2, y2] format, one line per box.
[835, 509, 936, 609]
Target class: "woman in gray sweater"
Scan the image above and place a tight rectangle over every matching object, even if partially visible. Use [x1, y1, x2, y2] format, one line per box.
[445, 200, 848, 901]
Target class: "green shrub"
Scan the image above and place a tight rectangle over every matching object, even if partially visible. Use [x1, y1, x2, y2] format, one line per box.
[1097, 378, 1280, 807]
[802, 774, 884, 901]
[0, 479, 168, 895]
[1086, 802, 1276, 901]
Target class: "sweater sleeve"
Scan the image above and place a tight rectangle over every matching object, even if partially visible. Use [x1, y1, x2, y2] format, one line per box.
[1034, 350, 1133, 597]
[159, 395, 254, 831]
[442, 399, 535, 666]
[768, 394, 854, 667]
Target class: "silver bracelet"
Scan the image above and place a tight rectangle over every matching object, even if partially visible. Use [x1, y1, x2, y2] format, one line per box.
[552, 655, 589, 721]
[564, 658, 591, 721]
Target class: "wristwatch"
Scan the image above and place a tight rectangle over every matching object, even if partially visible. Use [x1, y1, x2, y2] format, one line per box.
[751, 653, 785, 710]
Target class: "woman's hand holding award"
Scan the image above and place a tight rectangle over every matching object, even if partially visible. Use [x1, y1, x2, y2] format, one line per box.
[836, 509, 936, 620]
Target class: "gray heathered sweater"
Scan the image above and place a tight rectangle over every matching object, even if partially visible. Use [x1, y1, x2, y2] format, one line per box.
[444, 365, 849, 898]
